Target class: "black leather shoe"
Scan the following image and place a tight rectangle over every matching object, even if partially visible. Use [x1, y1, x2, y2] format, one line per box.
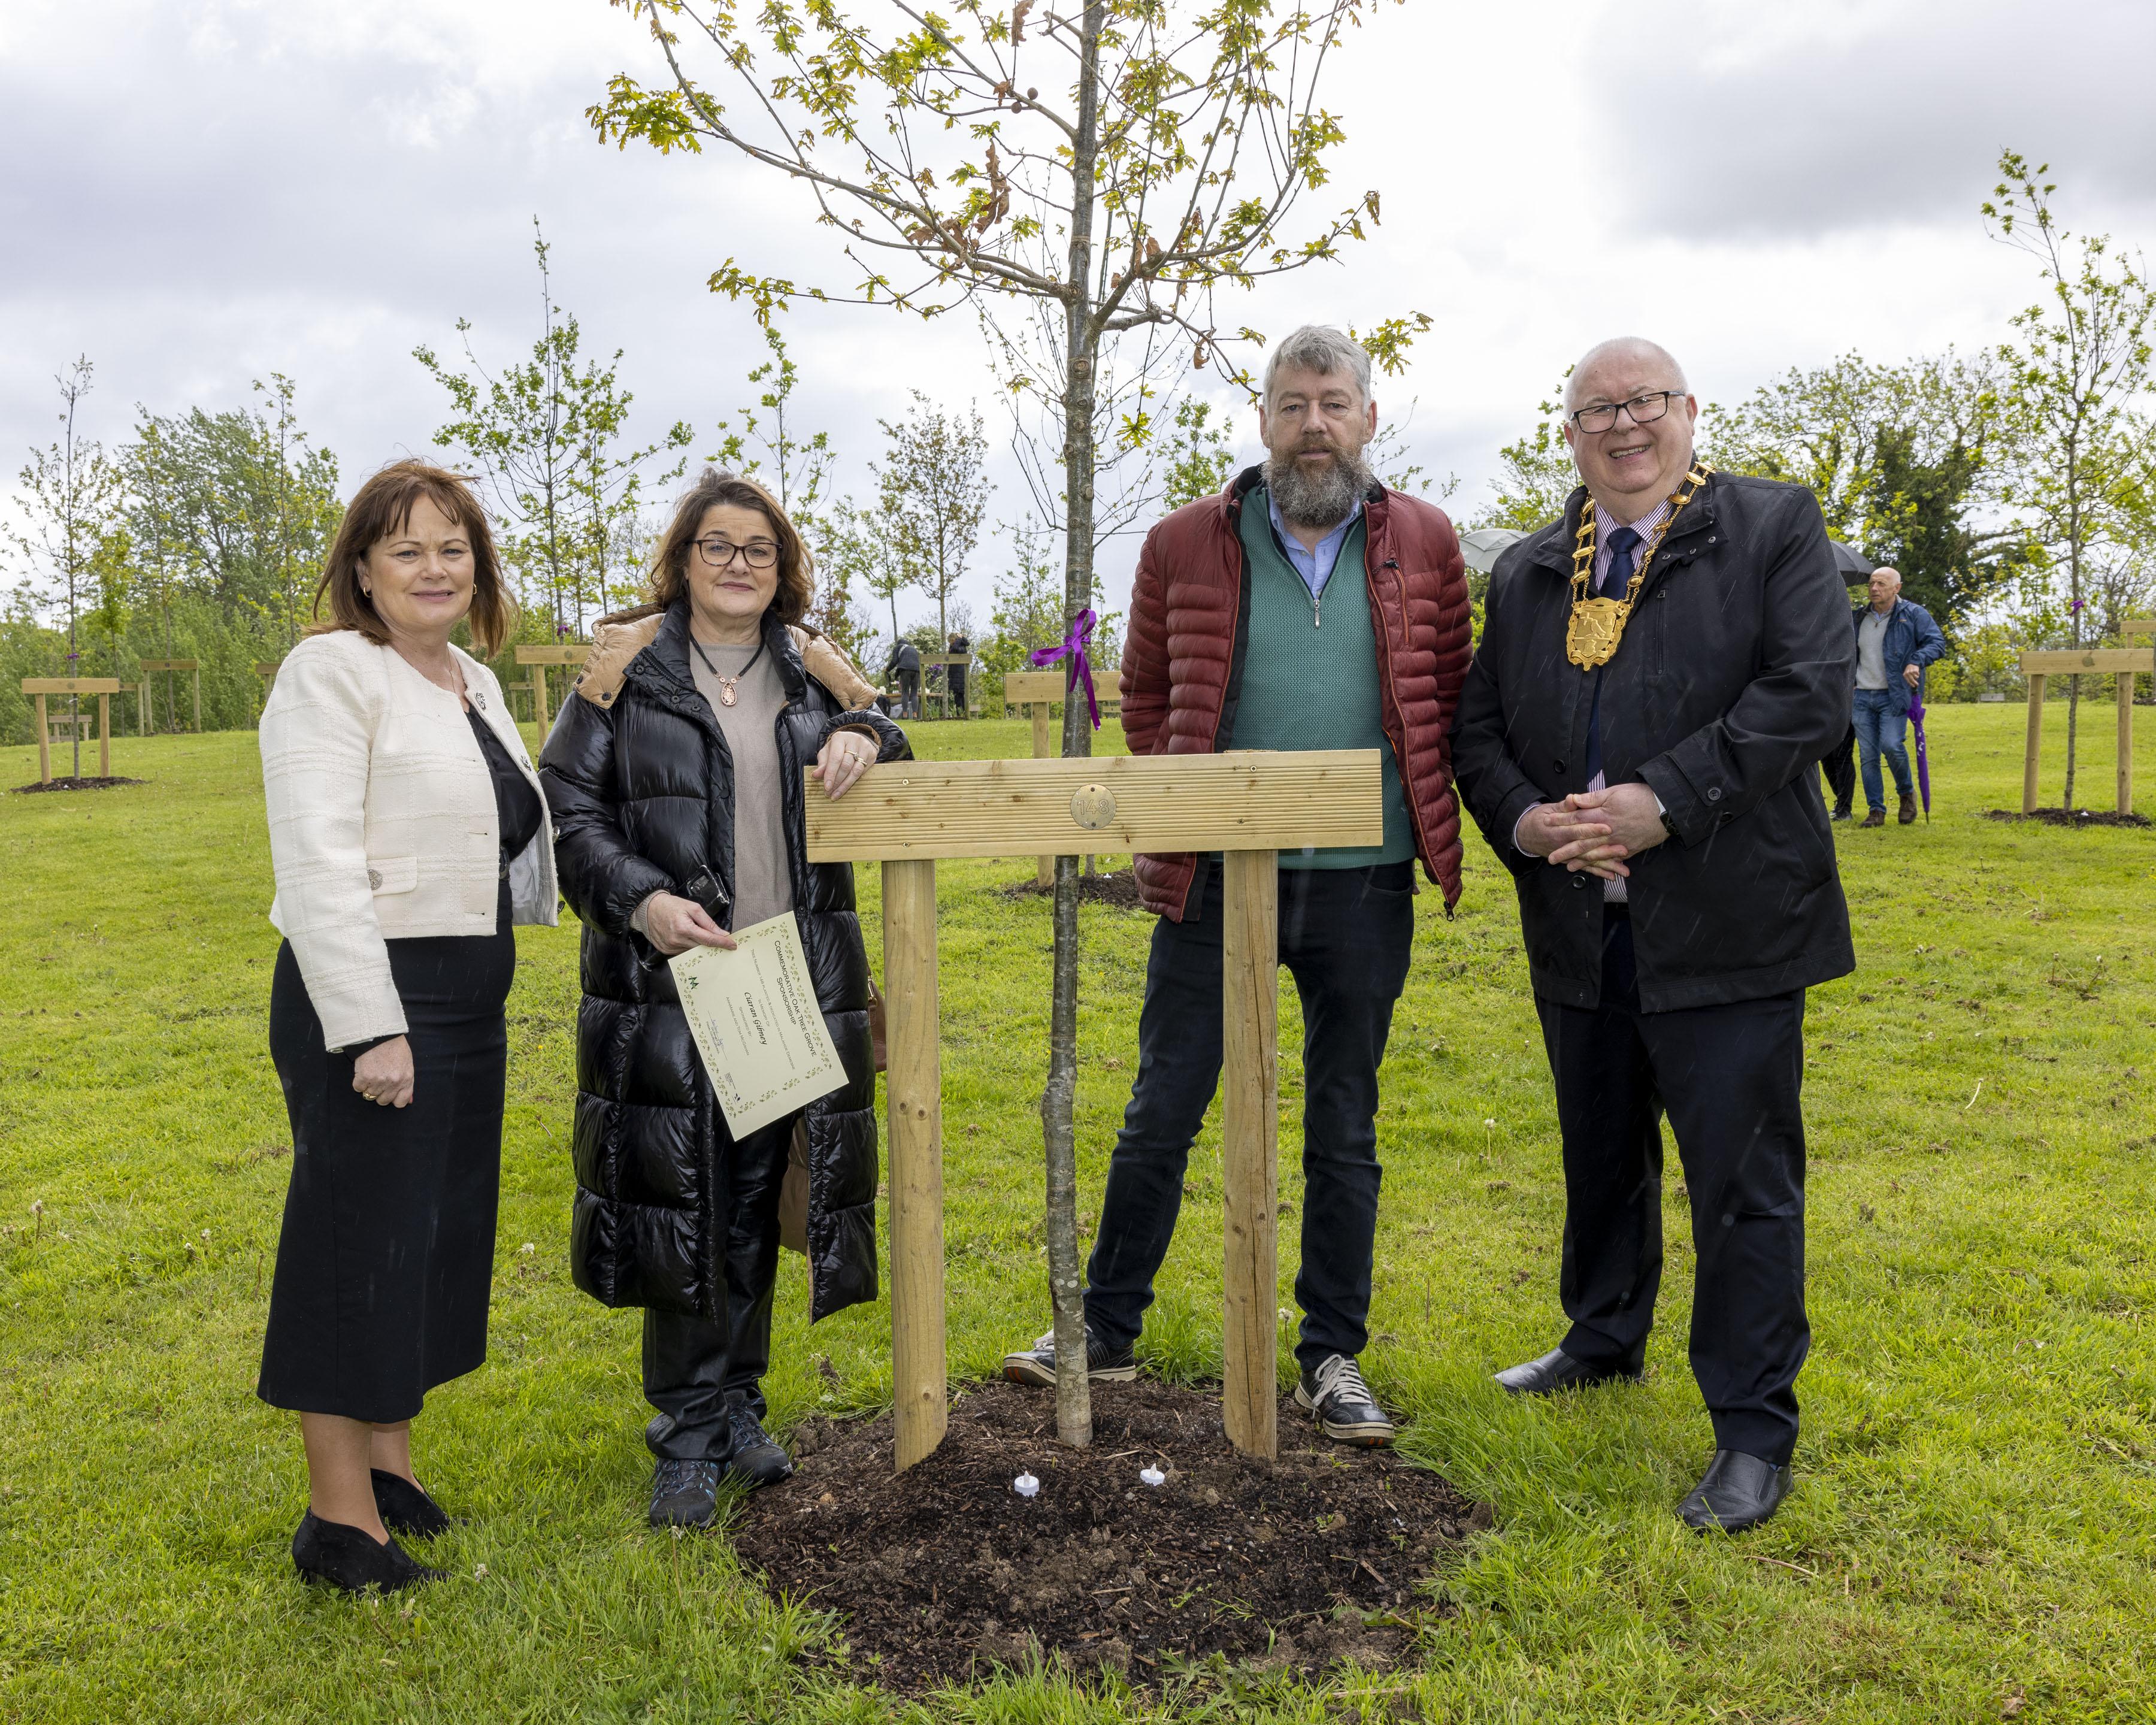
[371, 1470, 452, 1540]
[649, 1458, 723, 1529]
[1830, 803, 1851, 822]
[290, 1513, 443, 1594]
[725, 1403, 795, 1490]
[1493, 1347, 1643, 1397]
[1677, 1449, 1794, 1532]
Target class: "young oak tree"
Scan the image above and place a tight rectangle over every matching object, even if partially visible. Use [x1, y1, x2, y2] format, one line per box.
[591, 0, 1419, 1446]
[877, 391, 992, 649]
[1985, 152, 2155, 809]
[7, 358, 123, 777]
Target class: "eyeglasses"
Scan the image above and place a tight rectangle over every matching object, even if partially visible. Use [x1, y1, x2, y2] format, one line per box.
[694, 536, 779, 570]
[1569, 391, 1688, 435]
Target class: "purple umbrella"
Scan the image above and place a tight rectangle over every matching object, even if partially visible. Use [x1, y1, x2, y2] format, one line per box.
[1907, 695, 1931, 820]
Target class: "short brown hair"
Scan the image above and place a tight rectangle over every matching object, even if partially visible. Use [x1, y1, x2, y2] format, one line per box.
[314, 460, 516, 658]
[646, 468, 811, 625]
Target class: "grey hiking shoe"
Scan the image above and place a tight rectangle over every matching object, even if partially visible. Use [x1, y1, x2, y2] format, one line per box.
[1295, 1353, 1395, 1447]
[648, 1458, 722, 1529]
[1001, 1324, 1137, 1388]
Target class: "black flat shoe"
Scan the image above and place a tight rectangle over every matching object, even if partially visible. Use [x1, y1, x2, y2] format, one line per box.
[371, 1469, 453, 1540]
[291, 1513, 443, 1595]
[1494, 1346, 1643, 1397]
[1677, 1449, 1794, 1533]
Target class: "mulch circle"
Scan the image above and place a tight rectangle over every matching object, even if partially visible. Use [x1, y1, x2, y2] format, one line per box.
[732, 1377, 1480, 1693]
[10, 776, 146, 794]
[998, 869, 1147, 910]
[1984, 807, 2151, 829]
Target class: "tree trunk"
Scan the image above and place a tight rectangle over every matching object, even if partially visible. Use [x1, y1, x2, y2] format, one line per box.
[1039, 0, 1108, 1452]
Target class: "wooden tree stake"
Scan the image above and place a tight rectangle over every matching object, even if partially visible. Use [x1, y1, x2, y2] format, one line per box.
[1221, 849, 1281, 1460]
[2022, 674, 2046, 815]
[883, 857, 948, 1470]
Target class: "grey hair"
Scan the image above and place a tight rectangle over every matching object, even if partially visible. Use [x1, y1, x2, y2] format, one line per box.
[1564, 337, 1689, 410]
[1264, 325, 1373, 406]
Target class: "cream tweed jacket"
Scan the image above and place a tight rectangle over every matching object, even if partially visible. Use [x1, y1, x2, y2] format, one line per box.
[261, 629, 558, 1051]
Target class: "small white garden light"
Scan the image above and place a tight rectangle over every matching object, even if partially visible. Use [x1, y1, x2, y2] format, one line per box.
[1013, 1472, 1040, 1498]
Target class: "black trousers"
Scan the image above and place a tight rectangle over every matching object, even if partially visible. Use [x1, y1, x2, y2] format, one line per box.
[641, 1113, 794, 1461]
[1085, 860, 1415, 1375]
[1821, 723, 1857, 811]
[1535, 908, 1810, 1466]
[258, 890, 514, 1424]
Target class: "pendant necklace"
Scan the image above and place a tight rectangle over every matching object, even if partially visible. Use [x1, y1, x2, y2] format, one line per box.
[1564, 462, 1712, 670]
[692, 635, 765, 707]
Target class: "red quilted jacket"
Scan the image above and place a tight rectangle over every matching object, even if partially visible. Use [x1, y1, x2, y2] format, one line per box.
[1118, 468, 1473, 920]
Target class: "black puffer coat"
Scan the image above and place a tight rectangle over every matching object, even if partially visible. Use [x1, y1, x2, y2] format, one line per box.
[539, 600, 910, 1324]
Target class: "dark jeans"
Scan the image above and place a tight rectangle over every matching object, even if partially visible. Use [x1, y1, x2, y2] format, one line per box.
[641, 1114, 793, 1462]
[1853, 687, 1913, 810]
[1535, 909, 1810, 1466]
[1821, 724, 1856, 812]
[1084, 860, 1415, 1375]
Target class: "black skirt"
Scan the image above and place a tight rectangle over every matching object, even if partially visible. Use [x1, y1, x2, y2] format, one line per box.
[257, 883, 516, 1423]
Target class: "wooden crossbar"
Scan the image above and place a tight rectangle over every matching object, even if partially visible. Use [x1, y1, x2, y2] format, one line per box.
[1003, 670, 1068, 706]
[805, 750, 1382, 863]
[20, 678, 121, 695]
[2018, 648, 2154, 674]
[137, 658, 198, 672]
[814, 749, 1383, 1471]
[514, 645, 589, 665]
[2124, 619, 2154, 636]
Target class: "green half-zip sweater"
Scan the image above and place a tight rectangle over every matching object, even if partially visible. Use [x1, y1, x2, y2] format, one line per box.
[1232, 488, 1413, 870]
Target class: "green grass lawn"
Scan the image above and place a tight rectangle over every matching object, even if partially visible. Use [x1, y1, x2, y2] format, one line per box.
[2, 704, 2153, 1723]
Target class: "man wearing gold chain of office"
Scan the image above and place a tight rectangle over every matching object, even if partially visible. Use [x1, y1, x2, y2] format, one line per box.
[1452, 337, 1855, 1533]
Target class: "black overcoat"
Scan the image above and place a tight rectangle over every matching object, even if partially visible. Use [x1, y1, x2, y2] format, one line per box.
[1450, 470, 1857, 1012]
[539, 600, 910, 1324]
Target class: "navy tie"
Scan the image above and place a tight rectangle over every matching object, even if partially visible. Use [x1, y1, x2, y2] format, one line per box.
[1585, 526, 1640, 786]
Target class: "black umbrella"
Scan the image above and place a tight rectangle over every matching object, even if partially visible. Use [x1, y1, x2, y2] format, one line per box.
[1830, 540, 1875, 578]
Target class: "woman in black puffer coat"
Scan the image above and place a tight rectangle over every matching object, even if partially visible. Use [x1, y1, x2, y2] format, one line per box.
[540, 468, 907, 1529]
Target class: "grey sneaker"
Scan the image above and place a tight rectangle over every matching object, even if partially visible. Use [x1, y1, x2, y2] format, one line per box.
[648, 1458, 722, 1529]
[1294, 1353, 1395, 1447]
[725, 1403, 795, 1490]
[1001, 1324, 1137, 1388]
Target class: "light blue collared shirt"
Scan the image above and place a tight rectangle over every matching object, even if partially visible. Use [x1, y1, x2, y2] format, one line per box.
[1266, 490, 1364, 600]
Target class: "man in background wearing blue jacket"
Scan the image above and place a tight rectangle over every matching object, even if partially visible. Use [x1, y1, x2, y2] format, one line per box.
[1852, 566, 1946, 828]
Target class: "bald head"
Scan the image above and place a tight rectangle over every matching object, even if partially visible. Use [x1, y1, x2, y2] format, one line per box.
[1564, 337, 1689, 411]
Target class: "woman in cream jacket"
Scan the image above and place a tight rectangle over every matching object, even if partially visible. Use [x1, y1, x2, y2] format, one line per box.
[257, 460, 555, 1596]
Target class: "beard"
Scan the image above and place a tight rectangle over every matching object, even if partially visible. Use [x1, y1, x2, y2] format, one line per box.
[1266, 441, 1374, 529]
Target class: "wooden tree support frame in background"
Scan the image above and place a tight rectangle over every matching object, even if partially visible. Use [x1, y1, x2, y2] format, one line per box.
[514, 645, 590, 731]
[804, 748, 1384, 1472]
[137, 659, 201, 736]
[21, 679, 123, 784]
[1004, 670, 1068, 885]
[2018, 646, 2156, 815]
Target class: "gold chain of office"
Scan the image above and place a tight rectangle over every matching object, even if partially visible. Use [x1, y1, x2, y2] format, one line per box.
[1564, 461, 1713, 669]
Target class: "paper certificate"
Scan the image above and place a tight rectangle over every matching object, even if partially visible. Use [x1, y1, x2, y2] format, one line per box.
[670, 913, 847, 1137]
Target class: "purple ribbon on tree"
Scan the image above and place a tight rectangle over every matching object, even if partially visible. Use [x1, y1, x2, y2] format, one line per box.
[1029, 607, 1101, 730]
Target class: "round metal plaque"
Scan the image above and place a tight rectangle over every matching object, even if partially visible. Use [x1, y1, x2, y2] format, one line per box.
[1069, 783, 1118, 830]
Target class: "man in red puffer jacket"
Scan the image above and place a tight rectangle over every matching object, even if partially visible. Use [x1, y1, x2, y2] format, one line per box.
[1003, 325, 1471, 1447]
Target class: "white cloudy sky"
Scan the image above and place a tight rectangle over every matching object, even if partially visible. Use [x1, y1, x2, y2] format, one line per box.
[4, 0, 2152, 630]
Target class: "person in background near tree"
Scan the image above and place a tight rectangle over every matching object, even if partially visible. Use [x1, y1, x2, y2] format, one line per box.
[946, 631, 971, 719]
[1851, 565, 1946, 828]
[258, 460, 556, 1595]
[885, 637, 921, 719]
[1002, 325, 1473, 1448]
[1451, 337, 1855, 1533]
[541, 469, 909, 1531]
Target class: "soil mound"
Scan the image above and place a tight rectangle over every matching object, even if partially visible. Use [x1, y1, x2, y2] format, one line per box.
[732, 1377, 1480, 1693]
[1984, 807, 2151, 829]
[998, 869, 1146, 909]
[12, 776, 146, 794]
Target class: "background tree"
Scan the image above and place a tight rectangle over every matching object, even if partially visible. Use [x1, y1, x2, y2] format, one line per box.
[1985, 151, 2155, 806]
[417, 218, 691, 638]
[7, 358, 123, 776]
[877, 392, 991, 647]
[591, 0, 1422, 1448]
[1472, 383, 1577, 538]
[123, 416, 186, 729]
